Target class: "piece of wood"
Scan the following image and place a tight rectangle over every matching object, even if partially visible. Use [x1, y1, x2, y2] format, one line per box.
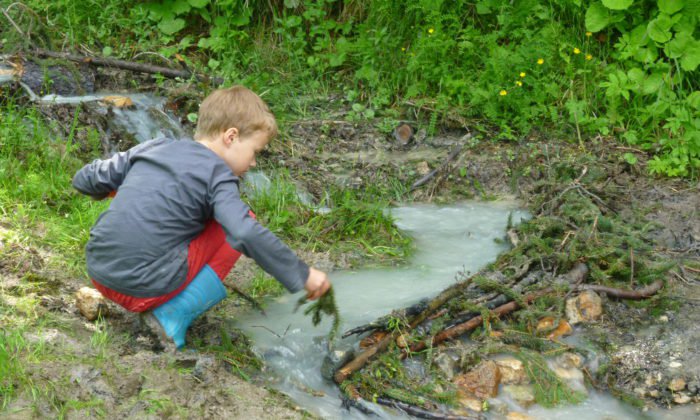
[34, 49, 223, 85]
[411, 137, 469, 191]
[576, 279, 663, 300]
[375, 397, 482, 420]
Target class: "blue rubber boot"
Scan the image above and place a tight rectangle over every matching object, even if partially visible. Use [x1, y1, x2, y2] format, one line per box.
[152, 265, 227, 349]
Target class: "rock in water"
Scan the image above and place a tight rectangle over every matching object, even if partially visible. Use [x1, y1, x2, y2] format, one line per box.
[75, 287, 108, 321]
[453, 360, 501, 398]
[495, 357, 527, 384]
[321, 345, 355, 381]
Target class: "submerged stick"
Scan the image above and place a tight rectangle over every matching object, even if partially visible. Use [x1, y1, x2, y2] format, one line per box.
[375, 397, 482, 420]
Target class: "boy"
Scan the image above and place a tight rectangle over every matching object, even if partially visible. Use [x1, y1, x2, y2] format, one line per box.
[72, 86, 331, 349]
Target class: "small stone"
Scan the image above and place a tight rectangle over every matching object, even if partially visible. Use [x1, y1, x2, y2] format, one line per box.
[566, 290, 603, 325]
[75, 287, 108, 321]
[456, 390, 483, 412]
[101, 95, 134, 108]
[503, 385, 536, 408]
[507, 412, 535, 420]
[669, 377, 686, 392]
[659, 315, 669, 323]
[558, 352, 583, 369]
[321, 346, 355, 381]
[547, 320, 573, 340]
[536, 316, 555, 332]
[495, 357, 527, 385]
[393, 123, 414, 146]
[649, 389, 660, 397]
[634, 387, 647, 397]
[553, 367, 584, 382]
[669, 361, 682, 369]
[453, 360, 501, 399]
[416, 161, 431, 176]
[434, 352, 458, 380]
[674, 393, 691, 404]
[396, 334, 408, 348]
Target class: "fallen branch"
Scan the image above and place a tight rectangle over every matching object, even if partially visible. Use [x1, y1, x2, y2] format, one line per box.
[375, 397, 482, 420]
[577, 279, 663, 300]
[407, 289, 552, 356]
[411, 139, 468, 191]
[34, 49, 223, 85]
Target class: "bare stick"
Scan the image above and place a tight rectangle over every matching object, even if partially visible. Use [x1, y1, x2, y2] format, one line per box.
[34, 49, 223, 85]
[375, 397, 482, 420]
[577, 279, 663, 300]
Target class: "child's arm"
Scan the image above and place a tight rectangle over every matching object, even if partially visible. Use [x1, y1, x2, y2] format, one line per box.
[212, 180, 330, 296]
[72, 138, 165, 199]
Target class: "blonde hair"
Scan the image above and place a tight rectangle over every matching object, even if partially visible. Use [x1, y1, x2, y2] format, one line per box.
[194, 86, 278, 140]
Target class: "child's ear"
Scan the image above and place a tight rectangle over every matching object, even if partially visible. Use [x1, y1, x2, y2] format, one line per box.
[223, 127, 239, 145]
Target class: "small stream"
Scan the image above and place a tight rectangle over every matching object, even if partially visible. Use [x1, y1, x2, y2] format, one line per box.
[17, 91, 687, 419]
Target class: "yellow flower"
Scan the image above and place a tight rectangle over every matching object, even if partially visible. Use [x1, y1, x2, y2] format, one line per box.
[515, 81, 523, 87]
[499, 89, 508, 96]
[519, 72, 526, 78]
[585, 54, 593, 60]
[401, 47, 406, 52]
[537, 58, 544, 65]
[573, 47, 581, 54]
[586, 32, 592, 37]
[428, 28, 434, 34]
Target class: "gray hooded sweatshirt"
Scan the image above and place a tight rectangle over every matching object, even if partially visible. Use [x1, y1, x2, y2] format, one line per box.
[72, 137, 309, 297]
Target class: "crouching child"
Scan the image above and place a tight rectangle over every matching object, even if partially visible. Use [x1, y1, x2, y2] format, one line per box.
[72, 86, 331, 349]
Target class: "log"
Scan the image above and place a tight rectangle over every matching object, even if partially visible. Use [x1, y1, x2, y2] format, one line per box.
[406, 289, 552, 355]
[34, 49, 223, 85]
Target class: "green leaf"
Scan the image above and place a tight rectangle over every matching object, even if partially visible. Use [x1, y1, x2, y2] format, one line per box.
[158, 17, 186, 35]
[648, 14, 674, 43]
[623, 153, 638, 165]
[602, 0, 633, 10]
[658, 0, 685, 14]
[171, 0, 191, 15]
[680, 42, 700, 71]
[586, 3, 610, 32]
[665, 31, 692, 58]
[188, 0, 209, 7]
[102, 46, 113, 57]
[687, 92, 700, 110]
[642, 72, 664, 95]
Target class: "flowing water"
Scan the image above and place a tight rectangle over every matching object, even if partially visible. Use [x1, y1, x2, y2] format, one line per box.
[235, 203, 680, 419]
[29, 91, 685, 419]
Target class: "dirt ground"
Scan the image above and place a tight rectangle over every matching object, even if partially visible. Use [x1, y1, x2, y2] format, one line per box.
[1, 69, 699, 418]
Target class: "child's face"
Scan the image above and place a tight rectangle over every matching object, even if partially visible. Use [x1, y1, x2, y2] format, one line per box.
[223, 129, 270, 177]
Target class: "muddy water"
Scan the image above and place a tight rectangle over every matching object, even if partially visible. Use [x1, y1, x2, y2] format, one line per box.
[235, 202, 531, 418]
[236, 202, 680, 419]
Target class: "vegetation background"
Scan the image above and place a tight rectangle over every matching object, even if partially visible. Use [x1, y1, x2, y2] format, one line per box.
[1, 0, 699, 177]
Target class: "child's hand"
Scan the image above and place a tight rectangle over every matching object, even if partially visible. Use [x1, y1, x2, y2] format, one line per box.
[304, 267, 331, 300]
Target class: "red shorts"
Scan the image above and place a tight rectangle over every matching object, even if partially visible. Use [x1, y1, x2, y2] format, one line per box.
[92, 217, 249, 312]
